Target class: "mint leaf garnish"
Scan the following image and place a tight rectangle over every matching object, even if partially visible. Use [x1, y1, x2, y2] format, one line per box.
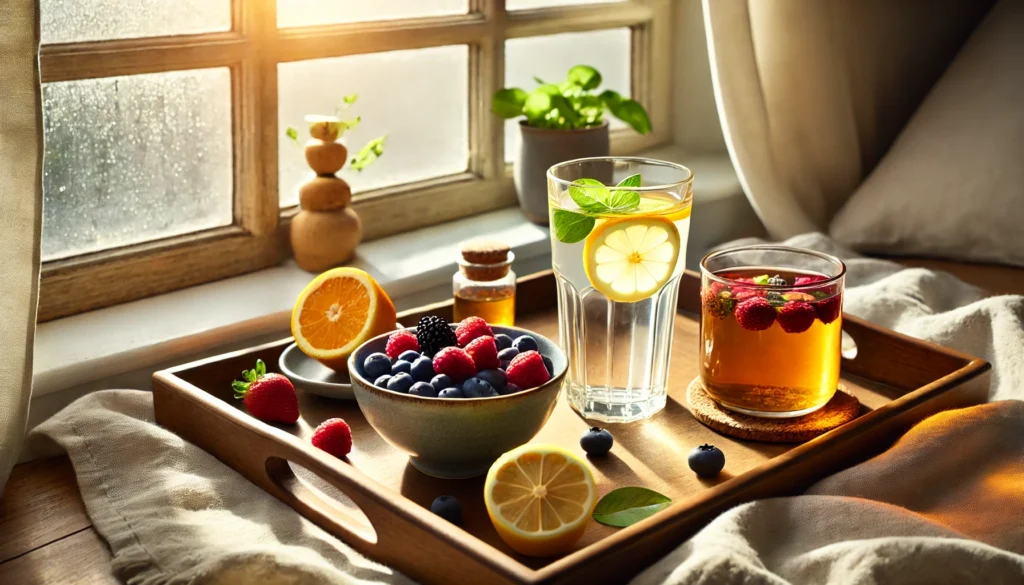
[608, 174, 642, 210]
[753, 275, 770, 285]
[616, 173, 642, 189]
[569, 178, 611, 213]
[553, 210, 595, 243]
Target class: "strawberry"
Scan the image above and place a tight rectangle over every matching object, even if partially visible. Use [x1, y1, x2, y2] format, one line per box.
[776, 301, 816, 333]
[506, 351, 551, 390]
[815, 295, 843, 324]
[455, 316, 493, 347]
[465, 335, 500, 370]
[385, 329, 420, 360]
[311, 418, 353, 458]
[734, 297, 776, 331]
[233, 360, 299, 424]
[432, 346, 477, 382]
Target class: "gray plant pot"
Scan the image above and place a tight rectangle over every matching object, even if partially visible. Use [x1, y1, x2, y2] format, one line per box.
[513, 121, 610, 225]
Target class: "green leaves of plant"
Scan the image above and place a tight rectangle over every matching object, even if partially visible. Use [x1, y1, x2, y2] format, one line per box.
[592, 487, 672, 528]
[285, 127, 299, 144]
[567, 65, 602, 90]
[350, 135, 386, 172]
[492, 88, 528, 118]
[491, 65, 653, 133]
[553, 174, 644, 242]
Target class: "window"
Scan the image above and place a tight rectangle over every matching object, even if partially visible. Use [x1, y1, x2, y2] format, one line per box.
[39, 0, 672, 321]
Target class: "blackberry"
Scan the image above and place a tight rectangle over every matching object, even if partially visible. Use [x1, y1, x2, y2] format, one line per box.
[416, 315, 458, 356]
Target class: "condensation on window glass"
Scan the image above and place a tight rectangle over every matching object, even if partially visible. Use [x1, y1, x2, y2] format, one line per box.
[278, 46, 469, 207]
[42, 69, 233, 261]
[277, 0, 468, 28]
[504, 28, 632, 161]
[40, 0, 230, 44]
[507, 0, 623, 10]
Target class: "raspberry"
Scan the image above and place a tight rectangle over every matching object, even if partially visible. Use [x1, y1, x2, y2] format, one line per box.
[794, 275, 828, 287]
[776, 301, 816, 333]
[732, 286, 766, 301]
[384, 330, 419, 360]
[701, 290, 732, 319]
[465, 336, 499, 370]
[432, 347, 477, 382]
[455, 316, 493, 347]
[311, 418, 352, 458]
[417, 315, 458, 356]
[734, 297, 776, 331]
[506, 351, 551, 390]
[814, 295, 842, 324]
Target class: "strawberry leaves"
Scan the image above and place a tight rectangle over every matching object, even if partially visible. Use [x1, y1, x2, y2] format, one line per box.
[233, 359, 267, 399]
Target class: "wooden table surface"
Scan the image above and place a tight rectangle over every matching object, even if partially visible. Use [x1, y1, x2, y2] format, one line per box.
[0, 457, 118, 585]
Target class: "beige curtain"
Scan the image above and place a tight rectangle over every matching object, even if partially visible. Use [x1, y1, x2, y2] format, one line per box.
[703, 0, 994, 239]
[0, 0, 42, 493]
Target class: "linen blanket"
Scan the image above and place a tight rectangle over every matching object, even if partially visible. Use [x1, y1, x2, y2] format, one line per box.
[31, 234, 1024, 585]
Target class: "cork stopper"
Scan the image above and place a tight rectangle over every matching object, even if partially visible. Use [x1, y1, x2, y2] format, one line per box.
[459, 238, 512, 281]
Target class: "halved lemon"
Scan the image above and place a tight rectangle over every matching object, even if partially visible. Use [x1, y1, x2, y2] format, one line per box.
[291, 268, 396, 372]
[484, 444, 596, 557]
[583, 215, 681, 302]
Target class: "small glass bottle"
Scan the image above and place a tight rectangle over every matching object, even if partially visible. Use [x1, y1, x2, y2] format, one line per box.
[453, 239, 516, 326]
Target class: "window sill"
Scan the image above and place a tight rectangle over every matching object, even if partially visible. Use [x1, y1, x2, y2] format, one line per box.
[31, 147, 756, 412]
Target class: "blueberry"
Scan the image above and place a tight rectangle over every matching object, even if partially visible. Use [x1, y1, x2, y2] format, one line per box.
[386, 372, 414, 393]
[391, 360, 412, 375]
[374, 374, 392, 389]
[430, 374, 452, 392]
[494, 334, 514, 351]
[475, 369, 507, 389]
[503, 383, 521, 394]
[410, 356, 435, 382]
[438, 387, 465, 399]
[398, 350, 421, 363]
[688, 444, 725, 478]
[513, 335, 538, 353]
[363, 352, 392, 379]
[580, 427, 614, 457]
[498, 347, 519, 362]
[463, 377, 498, 398]
[409, 381, 439, 398]
[430, 495, 462, 525]
[542, 356, 554, 376]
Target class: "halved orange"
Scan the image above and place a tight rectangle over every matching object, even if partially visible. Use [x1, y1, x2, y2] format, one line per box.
[291, 268, 396, 372]
[484, 444, 596, 557]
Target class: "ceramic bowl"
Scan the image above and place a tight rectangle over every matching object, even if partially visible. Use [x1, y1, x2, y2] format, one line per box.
[348, 325, 566, 479]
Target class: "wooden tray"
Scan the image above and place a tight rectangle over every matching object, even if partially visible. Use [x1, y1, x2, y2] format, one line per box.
[152, 270, 989, 585]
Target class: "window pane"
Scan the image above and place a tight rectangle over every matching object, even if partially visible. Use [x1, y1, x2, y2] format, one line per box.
[40, 0, 230, 44]
[504, 28, 632, 161]
[42, 69, 233, 261]
[507, 0, 623, 10]
[278, 0, 468, 28]
[279, 46, 469, 206]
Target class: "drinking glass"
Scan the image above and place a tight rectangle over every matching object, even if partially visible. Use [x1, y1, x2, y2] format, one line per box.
[548, 157, 694, 422]
[699, 246, 846, 417]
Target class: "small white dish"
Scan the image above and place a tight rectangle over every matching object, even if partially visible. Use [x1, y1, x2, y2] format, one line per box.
[278, 343, 354, 400]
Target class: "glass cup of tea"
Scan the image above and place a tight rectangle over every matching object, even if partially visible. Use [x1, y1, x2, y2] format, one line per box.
[699, 245, 846, 417]
[548, 156, 694, 423]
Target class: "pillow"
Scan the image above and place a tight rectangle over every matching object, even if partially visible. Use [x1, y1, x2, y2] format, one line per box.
[830, 0, 1024, 267]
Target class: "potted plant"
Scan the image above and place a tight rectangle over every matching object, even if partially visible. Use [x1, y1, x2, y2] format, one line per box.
[492, 65, 652, 225]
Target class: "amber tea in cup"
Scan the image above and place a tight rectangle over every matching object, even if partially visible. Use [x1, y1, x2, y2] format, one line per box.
[699, 246, 845, 418]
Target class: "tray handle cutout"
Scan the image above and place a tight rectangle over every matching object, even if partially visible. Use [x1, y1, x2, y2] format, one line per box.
[266, 456, 378, 546]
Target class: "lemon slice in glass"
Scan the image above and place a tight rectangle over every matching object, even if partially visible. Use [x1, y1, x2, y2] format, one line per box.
[583, 215, 681, 302]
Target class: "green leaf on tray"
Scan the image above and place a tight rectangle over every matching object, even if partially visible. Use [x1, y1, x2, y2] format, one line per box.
[592, 487, 672, 528]
[552, 210, 596, 244]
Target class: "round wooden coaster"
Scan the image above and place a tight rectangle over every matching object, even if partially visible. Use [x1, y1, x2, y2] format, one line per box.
[686, 378, 861, 443]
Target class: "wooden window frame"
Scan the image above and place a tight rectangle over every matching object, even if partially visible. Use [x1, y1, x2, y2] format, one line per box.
[38, 0, 673, 322]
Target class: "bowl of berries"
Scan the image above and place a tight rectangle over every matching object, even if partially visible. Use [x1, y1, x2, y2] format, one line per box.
[348, 316, 566, 479]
